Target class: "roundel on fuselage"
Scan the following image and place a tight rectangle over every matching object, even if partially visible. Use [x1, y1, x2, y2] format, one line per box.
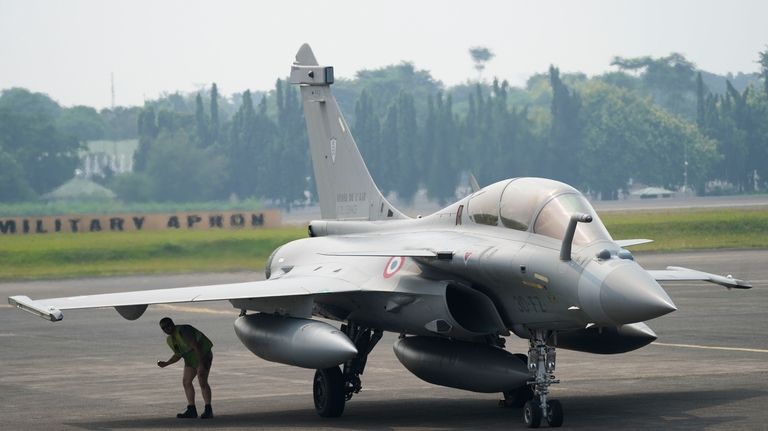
[383, 256, 405, 278]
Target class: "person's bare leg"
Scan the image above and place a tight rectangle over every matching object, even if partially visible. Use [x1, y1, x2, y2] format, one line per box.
[198, 365, 212, 405]
[183, 367, 197, 406]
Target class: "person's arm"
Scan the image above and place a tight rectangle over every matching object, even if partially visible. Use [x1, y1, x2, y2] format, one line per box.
[158, 354, 180, 368]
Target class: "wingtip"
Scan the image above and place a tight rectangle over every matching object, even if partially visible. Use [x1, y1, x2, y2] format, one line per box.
[9, 295, 63, 321]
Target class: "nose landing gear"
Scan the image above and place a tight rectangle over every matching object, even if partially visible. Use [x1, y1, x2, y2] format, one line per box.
[524, 329, 563, 428]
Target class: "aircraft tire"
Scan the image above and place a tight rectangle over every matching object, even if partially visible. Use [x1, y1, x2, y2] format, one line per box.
[523, 400, 542, 428]
[546, 399, 564, 427]
[313, 366, 346, 417]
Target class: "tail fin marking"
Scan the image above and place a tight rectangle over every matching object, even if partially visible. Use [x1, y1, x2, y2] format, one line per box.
[291, 44, 407, 221]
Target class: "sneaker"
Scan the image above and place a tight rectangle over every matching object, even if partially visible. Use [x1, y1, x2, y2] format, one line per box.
[200, 404, 214, 419]
[177, 405, 198, 419]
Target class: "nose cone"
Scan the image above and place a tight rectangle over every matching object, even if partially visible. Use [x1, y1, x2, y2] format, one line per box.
[600, 265, 677, 324]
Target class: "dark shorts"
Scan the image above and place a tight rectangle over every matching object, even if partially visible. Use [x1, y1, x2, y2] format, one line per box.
[183, 351, 213, 369]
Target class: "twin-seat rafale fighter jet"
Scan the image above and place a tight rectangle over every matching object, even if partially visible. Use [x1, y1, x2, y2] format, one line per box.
[9, 44, 751, 428]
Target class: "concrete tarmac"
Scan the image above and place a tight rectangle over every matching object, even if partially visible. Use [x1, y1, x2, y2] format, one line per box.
[1, 250, 767, 430]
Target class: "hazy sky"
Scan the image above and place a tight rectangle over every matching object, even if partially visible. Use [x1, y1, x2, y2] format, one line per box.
[1, 0, 766, 109]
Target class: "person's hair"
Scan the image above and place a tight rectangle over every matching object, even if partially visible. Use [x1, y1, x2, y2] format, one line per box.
[159, 317, 174, 327]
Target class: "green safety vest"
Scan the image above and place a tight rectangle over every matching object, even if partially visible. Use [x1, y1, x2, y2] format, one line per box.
[166, 324, 213, 367]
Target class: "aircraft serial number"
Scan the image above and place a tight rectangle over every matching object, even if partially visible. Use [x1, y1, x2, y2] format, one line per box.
[336, 192, 366, 202]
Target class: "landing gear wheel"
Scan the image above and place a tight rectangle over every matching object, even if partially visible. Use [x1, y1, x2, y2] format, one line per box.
[546, 400, 564, 427]
[313, 367, 346, 417]
[523, 400, 542, 428]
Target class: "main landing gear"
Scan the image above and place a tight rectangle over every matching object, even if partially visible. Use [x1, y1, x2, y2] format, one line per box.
[521, 329, 563, 428]
[312, 322, 382, 418]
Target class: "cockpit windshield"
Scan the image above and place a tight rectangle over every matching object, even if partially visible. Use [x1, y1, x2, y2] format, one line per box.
[467, 177, 611, 245]
[533, 193, 612, 245]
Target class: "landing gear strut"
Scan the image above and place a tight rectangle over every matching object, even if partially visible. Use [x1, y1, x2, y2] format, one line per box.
[524, 329, 563, 428]
[311, 322, 382, 418]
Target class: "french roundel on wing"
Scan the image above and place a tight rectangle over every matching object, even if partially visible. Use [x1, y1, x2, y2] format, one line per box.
[383, 256, 405, 278]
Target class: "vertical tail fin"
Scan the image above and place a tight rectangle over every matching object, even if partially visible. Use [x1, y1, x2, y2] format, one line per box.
[290, 44, 407, 221]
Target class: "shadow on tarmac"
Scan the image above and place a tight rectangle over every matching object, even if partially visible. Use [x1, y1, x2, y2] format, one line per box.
[68, 388, 766, 430]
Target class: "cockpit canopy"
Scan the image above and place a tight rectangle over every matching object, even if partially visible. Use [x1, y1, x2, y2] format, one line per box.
[467, 178, 612, 245]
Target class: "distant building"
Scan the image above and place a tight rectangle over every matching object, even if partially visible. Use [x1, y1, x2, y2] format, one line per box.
[79, 139, 138, 178]
[41, 177, 117, 202]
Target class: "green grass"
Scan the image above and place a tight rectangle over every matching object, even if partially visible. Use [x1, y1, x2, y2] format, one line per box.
[1, 208, 766, 280]
[0, 227, 306, 280]
[601, 208, 768, 252]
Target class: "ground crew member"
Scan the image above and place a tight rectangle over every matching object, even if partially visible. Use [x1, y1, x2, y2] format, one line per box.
[157, 317, 214, 419]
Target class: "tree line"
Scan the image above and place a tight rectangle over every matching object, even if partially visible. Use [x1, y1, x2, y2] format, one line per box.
[0, 88, 137, 201]
[1, 49, 766, 206]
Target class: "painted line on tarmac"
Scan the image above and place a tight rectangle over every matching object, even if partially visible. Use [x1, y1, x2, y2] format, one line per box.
[653, 342, 768, 354]
[155, 304, 234, 316]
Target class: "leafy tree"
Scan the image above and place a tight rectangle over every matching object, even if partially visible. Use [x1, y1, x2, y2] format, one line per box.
[0, 87, 61, 118]
[100, 106, 140, 140]
[57, 105, 106, 142]
[611, 53, 697, 119]
[0, 89, 80, 195]
[469, 47, 495, 81]
[144, 129, 227, 202]
[0, 148, 34, 201]
[342, 62, 442, 123]
[579, 81, 717, 197]
[597, 71, 642, 92]
[109, 172, 153, 202]
[759, 47, 768, 97]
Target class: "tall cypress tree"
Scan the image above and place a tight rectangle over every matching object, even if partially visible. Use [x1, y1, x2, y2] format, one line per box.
[549, 66, 583, 190]
[134, 106, 158, 171]
[354, 90, 381, 182]
[210, 83, 219, 145]
[696, 72, 706, 128]
[426, 92, 459, 205]
[395, 91, 419, 203]
[379, 102, 399, 196]
[271, 80, 307, 208]
[195, 93, 208, 146]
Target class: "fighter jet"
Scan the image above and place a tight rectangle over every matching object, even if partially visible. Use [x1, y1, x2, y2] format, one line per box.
[8, 44, 751, 428]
